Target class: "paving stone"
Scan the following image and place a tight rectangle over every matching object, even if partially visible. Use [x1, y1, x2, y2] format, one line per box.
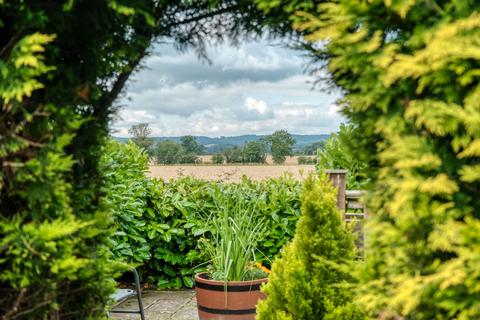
[145, 312, 173, 320]
[110, 290, 197, 320]
[146, 298, 187, 313]
[171, 307, 199, 320]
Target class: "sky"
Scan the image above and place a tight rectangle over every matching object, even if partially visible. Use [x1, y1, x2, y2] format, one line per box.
[111, 39, 344, 138]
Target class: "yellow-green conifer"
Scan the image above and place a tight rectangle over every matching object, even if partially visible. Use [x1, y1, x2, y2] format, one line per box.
[256, 174, 364, 319]
[254, 1, 480, 318]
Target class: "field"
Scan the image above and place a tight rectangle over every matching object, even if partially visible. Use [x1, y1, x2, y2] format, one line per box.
[147, 161, 314, 182]
[198, 155, 306, 165]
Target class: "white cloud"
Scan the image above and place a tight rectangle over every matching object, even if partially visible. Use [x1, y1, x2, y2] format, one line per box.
[245, 97, 269, 114]
[111, 39, 344, 137]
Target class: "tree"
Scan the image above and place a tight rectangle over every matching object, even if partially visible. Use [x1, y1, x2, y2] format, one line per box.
[212, 153, 225, 164]
[266, 130, 295, 164]
[180, 135, 204, 155]
[223, 146, 244, 163]
[129, 123, 154, 154]
[257, 174, 363, 319]
[256, 0, 480, 318]
[155, 140, 184, 164]
[303, 141, 324, 155]
[242, 140, 267, 163]
[0, 0, 298, 317]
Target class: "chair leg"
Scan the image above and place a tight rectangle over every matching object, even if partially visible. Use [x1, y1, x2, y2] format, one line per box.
[132, 268, 145, 320]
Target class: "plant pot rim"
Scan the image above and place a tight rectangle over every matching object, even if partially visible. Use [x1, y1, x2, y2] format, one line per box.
[195, 272, 268, 286]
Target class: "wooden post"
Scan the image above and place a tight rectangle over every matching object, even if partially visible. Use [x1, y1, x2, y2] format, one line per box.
[326, 169, 347, 213]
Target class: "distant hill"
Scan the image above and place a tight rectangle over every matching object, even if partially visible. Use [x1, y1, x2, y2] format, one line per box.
[114, 134, 330, 154]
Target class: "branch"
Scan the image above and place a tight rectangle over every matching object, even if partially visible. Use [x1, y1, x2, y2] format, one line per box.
[164, 4, 240, 29]
[2, 288, 27, 320]
[93, 47, 149, 120]
[0, 29, 27, 60]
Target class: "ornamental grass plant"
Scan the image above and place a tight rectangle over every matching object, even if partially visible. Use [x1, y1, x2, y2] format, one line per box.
[201, 186, 268, 282]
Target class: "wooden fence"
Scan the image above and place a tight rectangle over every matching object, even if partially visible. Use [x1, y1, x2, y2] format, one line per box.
[326, 170, 367, 254]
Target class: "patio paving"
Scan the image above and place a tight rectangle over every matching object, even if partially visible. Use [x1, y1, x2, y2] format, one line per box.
[111, 290, 198, 320]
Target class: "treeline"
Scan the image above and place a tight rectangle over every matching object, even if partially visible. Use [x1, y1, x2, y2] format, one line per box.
[128, 123, 318, 164]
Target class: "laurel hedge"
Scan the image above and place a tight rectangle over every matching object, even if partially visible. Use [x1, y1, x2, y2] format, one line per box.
[101, 140, 302, 289]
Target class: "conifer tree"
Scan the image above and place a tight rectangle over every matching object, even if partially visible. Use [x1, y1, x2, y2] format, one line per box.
[256, 1, 480, 318]
[256, 174, 364, 320]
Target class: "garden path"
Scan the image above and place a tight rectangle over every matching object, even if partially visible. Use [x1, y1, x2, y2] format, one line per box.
[111, 290, 198, 320]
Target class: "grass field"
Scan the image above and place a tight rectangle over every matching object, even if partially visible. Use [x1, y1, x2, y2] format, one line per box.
[147, 156, 316, 182]
[148, 163, 315, 182]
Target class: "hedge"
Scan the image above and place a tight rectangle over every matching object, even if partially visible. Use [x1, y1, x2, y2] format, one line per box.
[101, 140, 302, 289]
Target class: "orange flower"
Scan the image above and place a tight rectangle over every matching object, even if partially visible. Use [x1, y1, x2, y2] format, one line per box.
[255, 262, 271, 274]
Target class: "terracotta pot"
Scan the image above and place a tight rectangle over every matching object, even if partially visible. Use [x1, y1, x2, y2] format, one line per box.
[194, 272, 268, 320]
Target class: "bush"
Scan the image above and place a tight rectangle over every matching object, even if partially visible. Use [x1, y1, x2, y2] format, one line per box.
[212, 153, 224, 164]
[316, 124, 369, 189]
[179, 153, 200, 164]
[297, 155, 316, 164]
[223, 146, 244, 163]
[101, 140, 302, 289]
[257, 174, 364, 320]
[261, 1, 480, 318]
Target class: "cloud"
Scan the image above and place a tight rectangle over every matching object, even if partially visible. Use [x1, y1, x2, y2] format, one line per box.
[245, 97, 268, 114]
[112, 39, 344, 137]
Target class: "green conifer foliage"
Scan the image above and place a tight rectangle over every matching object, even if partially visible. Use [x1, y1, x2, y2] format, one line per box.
[256, 1, 480, 318]
[256, 174, 364, 320]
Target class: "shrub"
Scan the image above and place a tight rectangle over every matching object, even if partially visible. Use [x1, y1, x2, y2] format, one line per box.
[256, 174, 364, 320]
[223, 146, 244, 163]
[316, 124, 369, 189]
[297, 155, 316, 165]
[257, 1, 480, 318]
[101, 140, 302, 288]
[179, 153, 200, 164]
[212, 153, 224, 164]
[0, 3, 154, 317]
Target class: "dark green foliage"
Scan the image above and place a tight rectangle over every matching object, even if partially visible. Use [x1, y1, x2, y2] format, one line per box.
[181, 135, 205, 155]
[129, 123, 154, 155]
[266, 130, 296, 164]
[155, 138, 202, 164]
[212, 153, 225, 164]
[243, 140, 267, 163]
[0, 0, 303, 316]
[316, 124, 369, 189]
[257, 174, 364, 320]
[155, 140, 185, 164]
[223, 146, 244, 163]
[101, 141, 302, 288]
[179, 153, 201, 164]
[0, 0, 298, 315]
[303, 141, 324, 155]
[297, 155, 316, 164]
[0, 1, 157, 317]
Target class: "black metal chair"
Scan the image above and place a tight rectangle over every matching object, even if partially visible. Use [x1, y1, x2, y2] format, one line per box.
[108, 267, 145, 320]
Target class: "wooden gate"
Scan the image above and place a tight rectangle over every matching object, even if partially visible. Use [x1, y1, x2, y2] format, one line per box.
[326, 170, 367, 256]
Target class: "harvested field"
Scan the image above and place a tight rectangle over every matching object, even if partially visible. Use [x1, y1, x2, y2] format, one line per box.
[147, 164, 315, 182]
